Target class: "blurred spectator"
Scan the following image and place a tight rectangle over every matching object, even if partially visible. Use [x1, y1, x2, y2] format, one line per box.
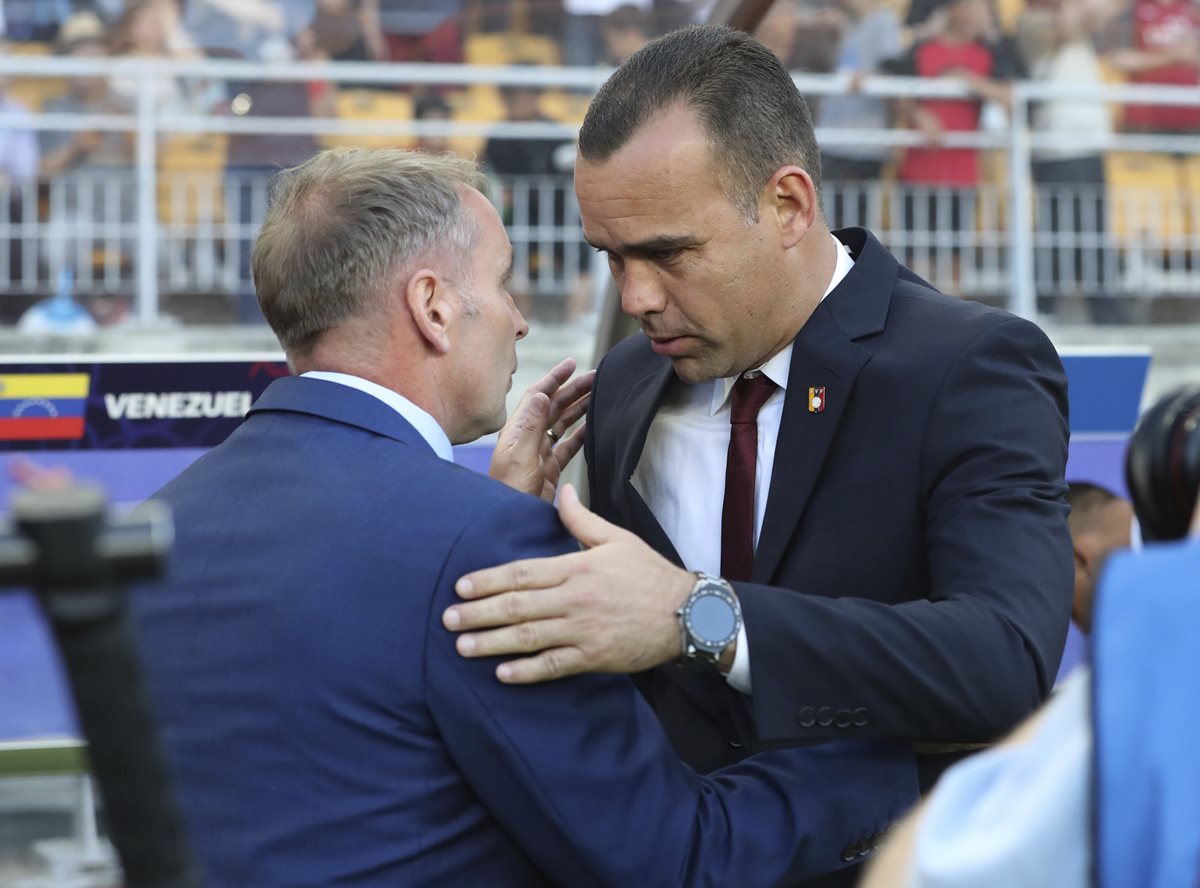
[816, 0, 903, 227]
[216, 37, 320, 323]
[562, 0, 650, 66]
[374, 0, 463, 64]
[1020, 0, 1121, 321]
[0, 45, 38, 288]
[39, 12, 130, 176]
[0, 75, 38, 189]
[1065, 481, 1133, 633]
[894, 0, 1016, 292]
[1103, 0, 1200, 135]
[107, 0, 214, 115]
[413, 91, 455, 155]
[37, 15, 134, 300]
[483, 83, 575, 319]
[183, 0, 312, 62]
[600, 4, 652, 65]
[307, 0, 385, 63]
[1, 0, 73, 43]
[755, 0, 843, 71]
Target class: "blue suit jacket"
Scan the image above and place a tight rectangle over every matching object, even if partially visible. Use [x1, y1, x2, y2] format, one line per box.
[1094, 540, 1200, 888]
[130, 376, 917, 887]
[586, 228, 1073, 783]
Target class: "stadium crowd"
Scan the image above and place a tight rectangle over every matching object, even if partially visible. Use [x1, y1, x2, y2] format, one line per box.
[0, 0, 1197, 326]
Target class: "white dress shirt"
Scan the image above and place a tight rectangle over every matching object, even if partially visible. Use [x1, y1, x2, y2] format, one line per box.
[301, 371, 455, 463]
[631, 234, 855, 693]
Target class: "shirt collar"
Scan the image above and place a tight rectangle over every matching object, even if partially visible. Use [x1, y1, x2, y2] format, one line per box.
[709, 233, 855, 416]
[300, 370, 455, 462]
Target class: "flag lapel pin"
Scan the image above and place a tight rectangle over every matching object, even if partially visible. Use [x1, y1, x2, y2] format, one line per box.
[808, 386, 826, 413]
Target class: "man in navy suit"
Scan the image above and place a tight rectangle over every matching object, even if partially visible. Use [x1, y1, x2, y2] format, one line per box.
[129, 147, 916, 887]
[444, 24, 1072, 820]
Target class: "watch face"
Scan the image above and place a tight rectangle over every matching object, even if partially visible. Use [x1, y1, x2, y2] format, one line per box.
[690, 594, 737, 645]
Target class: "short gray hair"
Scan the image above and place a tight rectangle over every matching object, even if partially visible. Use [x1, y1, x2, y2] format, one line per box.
[251, 148, 488, 357]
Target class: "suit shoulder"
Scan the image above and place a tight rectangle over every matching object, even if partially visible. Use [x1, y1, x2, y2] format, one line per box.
[889, 278, 1056, 353]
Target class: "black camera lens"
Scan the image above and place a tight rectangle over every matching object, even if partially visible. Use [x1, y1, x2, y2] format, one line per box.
[1125, 387, 1200, 543]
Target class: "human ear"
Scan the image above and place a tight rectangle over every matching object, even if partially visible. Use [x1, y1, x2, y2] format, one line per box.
[405, 269, 455, 355]
[767, 165, 819, 249]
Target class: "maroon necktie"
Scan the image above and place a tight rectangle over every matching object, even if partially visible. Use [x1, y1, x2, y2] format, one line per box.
[721, 373, 777, 582]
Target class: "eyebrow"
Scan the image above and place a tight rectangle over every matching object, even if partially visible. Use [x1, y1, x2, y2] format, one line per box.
[585, 234, 701, 256]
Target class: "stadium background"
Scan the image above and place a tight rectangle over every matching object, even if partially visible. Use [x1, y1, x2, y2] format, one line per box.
[0, 0, 1198, 882]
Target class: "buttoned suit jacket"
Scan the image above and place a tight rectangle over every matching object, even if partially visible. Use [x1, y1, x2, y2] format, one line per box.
[129, 374, 917, 888]
[585, 228, 1073, 784]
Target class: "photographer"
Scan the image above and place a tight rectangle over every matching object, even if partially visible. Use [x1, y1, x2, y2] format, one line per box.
[865, 387, 1200, 888]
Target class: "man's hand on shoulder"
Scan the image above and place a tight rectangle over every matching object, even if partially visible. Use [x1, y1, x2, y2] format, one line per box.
[442, 484, 695, 683]
[489, 358, 594, 503]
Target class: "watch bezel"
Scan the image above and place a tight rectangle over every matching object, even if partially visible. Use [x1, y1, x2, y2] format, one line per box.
[678, 573, 741, 662]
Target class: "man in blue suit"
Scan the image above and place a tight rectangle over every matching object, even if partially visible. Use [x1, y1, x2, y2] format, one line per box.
[129, 148, 916, 887]
[443, 24, 1072, 827]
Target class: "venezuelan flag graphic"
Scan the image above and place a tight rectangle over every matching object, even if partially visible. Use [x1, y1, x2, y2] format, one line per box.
[0, 374, 90, 440]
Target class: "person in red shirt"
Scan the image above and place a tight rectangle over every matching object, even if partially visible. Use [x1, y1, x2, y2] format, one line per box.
[1105, 0, 1200, 133]
[895, 0, 1017, 292]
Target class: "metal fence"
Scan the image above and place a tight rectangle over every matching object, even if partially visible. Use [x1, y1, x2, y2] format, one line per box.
[1, 55, 1198, 326]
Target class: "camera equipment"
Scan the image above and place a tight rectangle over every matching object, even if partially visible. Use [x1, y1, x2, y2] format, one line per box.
[1125, 386, 1200, 543]
[0, 485, 202, 888]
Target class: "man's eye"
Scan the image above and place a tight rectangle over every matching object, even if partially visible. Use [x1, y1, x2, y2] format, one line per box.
[651, 250, 679, 263]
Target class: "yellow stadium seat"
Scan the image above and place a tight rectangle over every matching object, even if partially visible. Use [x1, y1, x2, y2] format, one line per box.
[539, 89, 589, 127]
[996, 0, 1025, 33]
[1105, 152, 1188, 244]
[464, 33, 561, 67]
[5, 42, 69, 111]
[157, 133, 228, 226]
[323, 88, 415, 151]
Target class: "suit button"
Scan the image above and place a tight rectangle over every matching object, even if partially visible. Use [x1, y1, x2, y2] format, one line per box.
[835, 708, 852, 728]
[853, 707, 869, 727]
[797, 707, 816, 728]
[856, 839, 874, 857]
[728, 736, 745, 749]
[817, 706, 834, 727]
[840, 844, 857, 863]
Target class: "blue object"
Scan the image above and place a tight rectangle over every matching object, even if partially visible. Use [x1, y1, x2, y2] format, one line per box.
[1093, 540, 1200, 888]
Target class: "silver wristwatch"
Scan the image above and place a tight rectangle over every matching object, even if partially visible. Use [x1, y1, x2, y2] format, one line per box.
[677, 572, 742, 668]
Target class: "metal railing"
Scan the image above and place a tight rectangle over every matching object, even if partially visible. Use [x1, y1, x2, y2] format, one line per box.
[1, 55, 1198, 325]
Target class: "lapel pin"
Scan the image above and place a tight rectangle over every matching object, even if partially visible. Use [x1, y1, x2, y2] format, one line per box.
[808, 387, 826, 413]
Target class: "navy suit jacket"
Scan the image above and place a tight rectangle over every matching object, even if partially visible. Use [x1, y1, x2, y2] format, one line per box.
[129, 375, 917, 887]
[585, 228, 1073, 781]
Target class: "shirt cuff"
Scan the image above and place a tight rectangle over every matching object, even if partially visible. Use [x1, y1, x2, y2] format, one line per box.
[725, 623, 752, 694]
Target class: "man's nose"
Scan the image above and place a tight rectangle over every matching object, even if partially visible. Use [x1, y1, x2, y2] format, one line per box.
[618, 263, 666, 318]
[511, 300, 529, 340]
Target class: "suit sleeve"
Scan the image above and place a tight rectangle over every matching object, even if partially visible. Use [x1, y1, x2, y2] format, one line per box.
[425, 497, 918, 887]
[741, 316, 1073, 743]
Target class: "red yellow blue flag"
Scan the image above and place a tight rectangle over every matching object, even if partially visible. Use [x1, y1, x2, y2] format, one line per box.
[0, 373, 90, 440]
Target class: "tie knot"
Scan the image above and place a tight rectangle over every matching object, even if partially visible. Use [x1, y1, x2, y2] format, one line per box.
[730, 373, 777, 424]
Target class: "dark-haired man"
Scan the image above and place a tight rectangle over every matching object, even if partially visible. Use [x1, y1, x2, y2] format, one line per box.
[445, 23, 1073, 833]
[1065, 481, 1133, 632]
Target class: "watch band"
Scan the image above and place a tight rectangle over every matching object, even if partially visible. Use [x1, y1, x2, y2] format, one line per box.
[677, 572, 742, 669]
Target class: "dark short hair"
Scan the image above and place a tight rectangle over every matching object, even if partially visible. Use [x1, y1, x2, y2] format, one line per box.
[577, 24, 822, 221]
[1066, 481, 1123, 530]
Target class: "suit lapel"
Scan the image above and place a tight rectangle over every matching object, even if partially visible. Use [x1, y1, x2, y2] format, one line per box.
[752, 228, 897, 585]
[614, 360, 683, 565]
